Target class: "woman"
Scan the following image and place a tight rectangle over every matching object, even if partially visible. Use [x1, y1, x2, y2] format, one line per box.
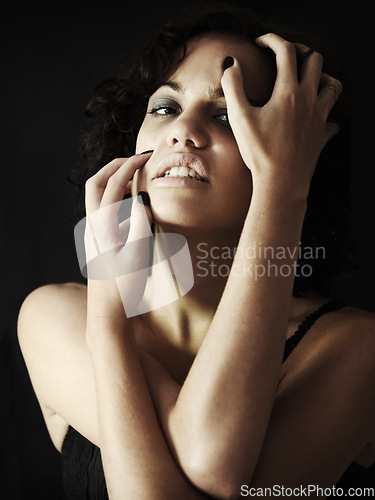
[17, 3, 375, 499]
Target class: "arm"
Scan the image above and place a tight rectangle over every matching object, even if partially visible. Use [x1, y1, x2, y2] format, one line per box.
[139, 308, 375, 494]
[87, 312, 209, 499]
[85, 34, 343, 499]
[141, 35, 343, 496]
[84, 156, 208, 498]
[168, 195, 306, 495]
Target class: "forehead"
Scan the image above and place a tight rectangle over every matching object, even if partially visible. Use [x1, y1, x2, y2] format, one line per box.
[167, 34, 276, 103]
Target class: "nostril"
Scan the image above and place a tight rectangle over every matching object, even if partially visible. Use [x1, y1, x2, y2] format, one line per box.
[172, 137, 195, 147]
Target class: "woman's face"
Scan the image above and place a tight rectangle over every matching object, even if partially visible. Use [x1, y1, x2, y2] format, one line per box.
[135, 34, 275, 233]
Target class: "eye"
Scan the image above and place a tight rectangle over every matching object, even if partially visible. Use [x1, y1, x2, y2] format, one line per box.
[149, 106, 177, 116]
[147, 99, 180, 118]
[214, 109, 230, 126]
[216, 112, 228, 122]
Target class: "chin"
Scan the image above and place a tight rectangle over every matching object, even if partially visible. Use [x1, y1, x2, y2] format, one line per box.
[152, 207, 205, 231]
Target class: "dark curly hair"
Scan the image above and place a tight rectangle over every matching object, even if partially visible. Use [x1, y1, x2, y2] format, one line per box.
[68, 1, 356, 297]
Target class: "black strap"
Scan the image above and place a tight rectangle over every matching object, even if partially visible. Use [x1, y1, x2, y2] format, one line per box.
[283, 300, 345, 362]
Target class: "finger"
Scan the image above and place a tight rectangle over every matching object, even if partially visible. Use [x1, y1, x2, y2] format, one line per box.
[255, 33, 298, 88]
[221, 58, 255, 146]
[128, 193, 153, 243]
[85, 158, 127, 215]
[117, 191, 152, 250]
[298, 49, 323, 92]
[318, 74, 343, 115]
[100, 152, 153, 209]
[113, 194, 153, 284]
[124, 179, 133, 196]
[118, 217, 131, 244]
[85, 153, 151, 255]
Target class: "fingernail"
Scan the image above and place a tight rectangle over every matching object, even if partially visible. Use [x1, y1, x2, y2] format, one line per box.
[140, 149, 154, 155]
[223, 56, 234, 71]
[137, 191, 150, 206]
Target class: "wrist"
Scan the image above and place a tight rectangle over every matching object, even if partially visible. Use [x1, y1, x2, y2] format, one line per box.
[247, 185, 307, 223]
[86, 279, 130, 345]
[251, 171, 310, 208]
[87, 279, 125, 314]
[241, 186, 307, 253]
[86, 313, 133, 355]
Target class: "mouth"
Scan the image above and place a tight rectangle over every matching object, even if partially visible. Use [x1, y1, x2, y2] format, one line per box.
[162, 165, 206, 181]
[154, 154, 209, 183]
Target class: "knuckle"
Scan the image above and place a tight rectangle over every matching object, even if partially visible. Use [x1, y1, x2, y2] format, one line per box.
[85, 176, 95, 190]
[106, 174, 118, 188]
[334, 78, 343, 94]
[281, 40, 295, 54]
[315, 51, 323, 63]
[294, 42, 309, 52]
[282, 80, 299, 97]
[309, 50, 323, 65]
[320, 74, 343, 97]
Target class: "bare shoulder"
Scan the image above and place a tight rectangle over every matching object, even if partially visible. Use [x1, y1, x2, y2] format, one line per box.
[325, 305, 375, 367]
[282, 304, 375, 408]
[284, 304, 375, 373]
[18, 282, 95, 451]
[18, 281, 87, 324]
[253, 305, 375, 486]
[18, 281, 88, 365]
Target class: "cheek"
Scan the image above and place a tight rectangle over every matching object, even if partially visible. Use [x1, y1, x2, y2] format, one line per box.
[224, 169, 252, 209]
[220, 142, 252, 190]
[212, 136, 253, 198]
[210, 165, 252, 229]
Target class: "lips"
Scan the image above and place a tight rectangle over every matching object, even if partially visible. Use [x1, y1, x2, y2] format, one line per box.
[154, 154, 209, 182]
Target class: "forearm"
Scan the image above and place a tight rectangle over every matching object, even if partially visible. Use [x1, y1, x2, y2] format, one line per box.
[169, 189, 307, 491]
[86, 283, 207, 499]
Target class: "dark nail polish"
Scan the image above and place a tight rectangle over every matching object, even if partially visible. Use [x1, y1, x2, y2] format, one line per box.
[137, 191, 150, 206]
[140, 149, 154, 154]
[223, 56, 234, 71]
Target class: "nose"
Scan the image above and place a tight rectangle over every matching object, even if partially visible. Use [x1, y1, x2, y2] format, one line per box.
[167, 110, 209, 149]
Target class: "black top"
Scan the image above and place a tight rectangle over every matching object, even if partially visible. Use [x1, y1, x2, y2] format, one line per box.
[61, 300, 372, 499]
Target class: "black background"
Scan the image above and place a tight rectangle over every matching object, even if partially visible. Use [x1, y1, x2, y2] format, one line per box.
[1, 1, 374, 498]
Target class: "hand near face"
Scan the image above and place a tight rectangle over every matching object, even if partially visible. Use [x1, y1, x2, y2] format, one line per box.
[221, 33, 342, 200]
[84, 154, 153, 318]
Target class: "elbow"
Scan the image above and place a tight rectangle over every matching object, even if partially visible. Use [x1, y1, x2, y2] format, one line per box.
[183, 456, 249, 500]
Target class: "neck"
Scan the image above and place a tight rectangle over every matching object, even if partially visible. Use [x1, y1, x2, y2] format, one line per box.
[141, 223, 242, 347]
[158, 222, 242, 302]
[139, 223, 326, 357]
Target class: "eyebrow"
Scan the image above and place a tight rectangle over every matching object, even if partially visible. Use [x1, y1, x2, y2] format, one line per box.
[159, 81, 225, 100]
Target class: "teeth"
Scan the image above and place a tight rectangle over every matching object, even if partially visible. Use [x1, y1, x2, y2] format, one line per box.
[163, 166, 203, 180]
[178, 166, 189, 177]
[170, 166, 179, 176]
